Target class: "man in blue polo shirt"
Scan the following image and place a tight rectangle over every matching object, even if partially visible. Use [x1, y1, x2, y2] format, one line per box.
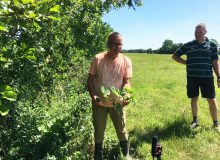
[172, 23, 220, 129]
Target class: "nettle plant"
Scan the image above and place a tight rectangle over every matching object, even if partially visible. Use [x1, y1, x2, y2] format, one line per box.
[101, 86, 135, 112]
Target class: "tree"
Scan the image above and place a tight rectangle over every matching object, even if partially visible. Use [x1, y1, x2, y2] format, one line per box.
[159, 39, 174, 54]
[146, 48, 153, 54]
[0, 0, 141, 114]
[172, 43, 183, 53]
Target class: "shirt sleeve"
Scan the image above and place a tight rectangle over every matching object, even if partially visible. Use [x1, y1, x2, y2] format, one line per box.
[211, 42, 219, 61]
[174, 44, 187, 57]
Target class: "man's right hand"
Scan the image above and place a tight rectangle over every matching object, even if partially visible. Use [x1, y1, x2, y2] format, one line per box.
[92, 95, 102, 106]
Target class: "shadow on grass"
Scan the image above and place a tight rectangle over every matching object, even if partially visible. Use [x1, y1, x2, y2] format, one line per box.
[101, 118, 200, 159]
[129, 117, 198, 154]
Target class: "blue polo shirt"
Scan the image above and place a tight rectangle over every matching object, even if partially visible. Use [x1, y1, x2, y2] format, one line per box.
[175, 37, 219, 77]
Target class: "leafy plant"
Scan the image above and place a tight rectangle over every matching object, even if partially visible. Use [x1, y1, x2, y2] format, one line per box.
[101, 86, 135, 112]
[101, 86, 111, 101]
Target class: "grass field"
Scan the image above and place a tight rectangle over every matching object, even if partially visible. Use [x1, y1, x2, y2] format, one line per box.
[104, 54, 220, 160]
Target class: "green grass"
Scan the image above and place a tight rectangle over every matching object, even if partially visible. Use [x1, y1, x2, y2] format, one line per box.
[104, 54, 220, 160]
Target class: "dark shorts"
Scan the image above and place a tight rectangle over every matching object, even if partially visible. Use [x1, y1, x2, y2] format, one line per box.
[187, 77, 216, 98]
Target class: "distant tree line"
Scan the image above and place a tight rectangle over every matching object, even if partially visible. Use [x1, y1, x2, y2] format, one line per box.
[122, 39, 220, 54]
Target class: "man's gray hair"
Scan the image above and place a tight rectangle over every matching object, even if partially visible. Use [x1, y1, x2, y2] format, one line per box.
[196, 23, 207, 31]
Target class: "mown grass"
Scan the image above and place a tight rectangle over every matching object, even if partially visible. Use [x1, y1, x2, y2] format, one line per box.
[104, 54, 220, 160]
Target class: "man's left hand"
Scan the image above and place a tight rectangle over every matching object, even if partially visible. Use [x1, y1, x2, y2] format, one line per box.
[122, 100, 130, 107]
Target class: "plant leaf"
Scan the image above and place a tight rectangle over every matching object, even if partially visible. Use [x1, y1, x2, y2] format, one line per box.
[0, 103, 10, 116]
[37, 0, 52, 5]
[1, 91, 17, 102]
[48, 16, 61, 21]
[21, 0, 35, 4]
[124, 86, 133, 93]
[0, 85, 13, 92]
[33, 22, 41, 32]
[28, 11, 36, 18]
[0, 25, 8, 32]
[111, 86, 120, 97]
[101, 86, 110, 98]
[25, 55, 37, 62]
[49, 5, 60, 13]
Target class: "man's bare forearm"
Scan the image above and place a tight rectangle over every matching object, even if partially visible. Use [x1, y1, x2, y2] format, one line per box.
[212, 60, 220, 77]
[87, 74, 96, 100]
[172, 54, 186, 65]
[123, 77, 131, 88]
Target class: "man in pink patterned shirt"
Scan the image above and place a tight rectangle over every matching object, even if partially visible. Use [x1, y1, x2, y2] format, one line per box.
[87, 32, 132, 159]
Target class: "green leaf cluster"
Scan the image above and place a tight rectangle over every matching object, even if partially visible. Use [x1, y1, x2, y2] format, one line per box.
[0, 85, 17, 115]
[101, 86, 135, 112]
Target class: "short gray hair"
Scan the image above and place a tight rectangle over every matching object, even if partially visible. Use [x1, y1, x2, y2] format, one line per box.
[196, 23, 207, 31]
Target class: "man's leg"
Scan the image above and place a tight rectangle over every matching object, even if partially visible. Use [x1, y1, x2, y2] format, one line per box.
[191, 96, 199, 128]
[187, 77, 199, 128]
[109, 108, 129, 156]
[191, 96, 199, 117]
[201, 77, 218, 127]
[92, 105, 108, 160]
[207, 98, 218, 127]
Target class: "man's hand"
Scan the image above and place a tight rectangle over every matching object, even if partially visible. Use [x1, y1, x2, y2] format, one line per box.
[92, 95, 102, 106]
[121, 93, 131, 107]
[122, 100, 130, 107]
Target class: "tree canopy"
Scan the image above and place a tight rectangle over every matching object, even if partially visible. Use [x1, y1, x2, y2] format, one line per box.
[0, 0, 142, 115]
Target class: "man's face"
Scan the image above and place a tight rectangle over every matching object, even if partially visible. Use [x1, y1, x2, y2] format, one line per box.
[109, 36, 123, 54]
[195, 27, 206, 42]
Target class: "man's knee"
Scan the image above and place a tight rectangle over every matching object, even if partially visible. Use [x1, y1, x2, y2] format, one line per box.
[191, 96, 199, 106]
[207, 98, 217, 107]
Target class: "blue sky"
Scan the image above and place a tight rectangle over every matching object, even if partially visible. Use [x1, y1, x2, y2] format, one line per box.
[102, 0, 220, 50]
